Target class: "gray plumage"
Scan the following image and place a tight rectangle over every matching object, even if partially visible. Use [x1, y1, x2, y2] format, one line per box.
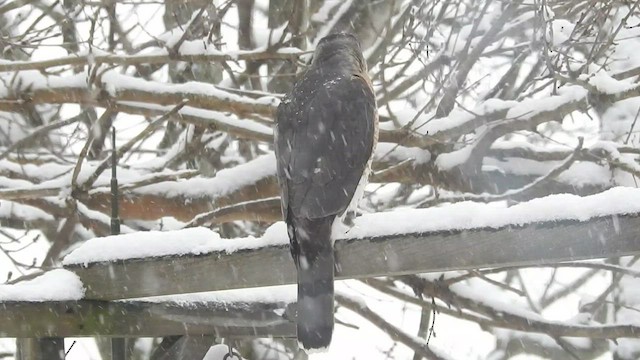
[274, 33, 377, 351]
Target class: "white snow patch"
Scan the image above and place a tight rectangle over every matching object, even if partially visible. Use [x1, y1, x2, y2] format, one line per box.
[0, 269, 85, 301]
[0, 71, 86, 97]
[435, 145, 474, 170]
[506, 85, 588, 120]
[484, 157, 612, 188]
[0, 201, 55, 222]
[130, 284, 296, 305]
[0, 159, 71, 183]
[374, 143, 431, 165]
[343, 187, 640, 239]
[262, 221, 288, 244]
[63, 225, 287, 265]
[100, 71, 268, 106]
[134, 153, 276, 199]
[116, 101, 273, 138]
[615, 339, 640, 360]
[584, 69, 637, 95]
[550, 19, 574, 46]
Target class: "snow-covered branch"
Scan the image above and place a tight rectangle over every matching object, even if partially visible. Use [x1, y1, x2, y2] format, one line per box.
[0, 71, 278, 118]
[0, 47, 305, 73]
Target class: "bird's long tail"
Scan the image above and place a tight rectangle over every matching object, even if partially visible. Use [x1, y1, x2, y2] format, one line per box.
[293, 216, 335, 352]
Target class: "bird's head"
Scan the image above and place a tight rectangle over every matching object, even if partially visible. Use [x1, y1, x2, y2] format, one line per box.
[311, 33, 367, 74]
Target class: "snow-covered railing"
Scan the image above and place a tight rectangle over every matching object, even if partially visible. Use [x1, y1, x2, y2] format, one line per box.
[62, 187, 640, 300]
[5, 188, 640, 342]
[0, 269, 296, 338]
[0, 297, 295, 338]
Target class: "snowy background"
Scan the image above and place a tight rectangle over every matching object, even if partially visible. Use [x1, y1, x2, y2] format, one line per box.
[1, 0, 640, 359]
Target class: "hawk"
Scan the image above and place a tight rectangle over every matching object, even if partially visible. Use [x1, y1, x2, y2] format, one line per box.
[274, 33, 378, 351]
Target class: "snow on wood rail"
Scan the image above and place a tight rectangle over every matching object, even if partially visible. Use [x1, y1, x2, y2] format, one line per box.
[0, 299, 295, 338]
[62, 188, 640, 301]
[0, 269, 296, 338]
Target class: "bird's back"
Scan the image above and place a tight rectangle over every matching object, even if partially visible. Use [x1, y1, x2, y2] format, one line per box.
[274, 33, 377, 353]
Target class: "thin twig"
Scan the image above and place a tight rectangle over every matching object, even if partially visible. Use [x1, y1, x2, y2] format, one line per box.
[185, 197, 281, 228]
[71, 108, 114, 191]
[623, 106, 640, 145]
[0, 114, 85, 161]
[336, 292, 451, 360]
[80, 100, 188, 191]
[168, 5, 208, 58]
[404, 275, 640, 338]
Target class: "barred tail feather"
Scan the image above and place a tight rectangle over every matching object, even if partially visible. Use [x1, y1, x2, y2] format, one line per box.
[293, 217, 335, 352]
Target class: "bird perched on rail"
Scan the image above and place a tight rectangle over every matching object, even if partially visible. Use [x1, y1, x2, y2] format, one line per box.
[274, 33, 378, 352]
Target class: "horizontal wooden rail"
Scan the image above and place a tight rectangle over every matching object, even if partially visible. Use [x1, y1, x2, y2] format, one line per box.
[64, 213, 640, 300]
[0, 299, 294, 338]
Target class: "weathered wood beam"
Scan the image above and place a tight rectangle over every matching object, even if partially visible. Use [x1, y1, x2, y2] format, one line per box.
[64, 213, 640, 300]
[0, 300, 294, 338]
